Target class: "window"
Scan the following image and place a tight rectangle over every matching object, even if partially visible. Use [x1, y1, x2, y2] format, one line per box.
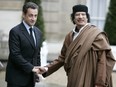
[87, 0, 110, 30]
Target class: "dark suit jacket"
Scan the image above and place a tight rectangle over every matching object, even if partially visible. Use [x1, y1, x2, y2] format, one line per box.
[5, 22, 42, 86]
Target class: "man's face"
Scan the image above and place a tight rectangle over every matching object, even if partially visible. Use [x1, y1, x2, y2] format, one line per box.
[74, 12, 88, 27]
[23, 8, 38, 26]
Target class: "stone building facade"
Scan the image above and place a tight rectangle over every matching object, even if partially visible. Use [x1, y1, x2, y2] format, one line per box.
[0, 0, 87, 41]
[0, 0, 24, 60]
[0, 0, 109, 60]
[0, 0, 86, 59]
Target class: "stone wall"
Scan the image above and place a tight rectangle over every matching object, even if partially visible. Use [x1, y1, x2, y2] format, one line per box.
[0, 0, 24, 10]
[0, 0, 24, 60]
[0, 0, 86, 60]
[42, 0, 75, 42]
[0, 32, 8, 60]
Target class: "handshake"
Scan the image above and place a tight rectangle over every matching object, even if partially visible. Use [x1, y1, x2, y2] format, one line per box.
[32, 66, 48, 82]
[32, 66, 48, 74]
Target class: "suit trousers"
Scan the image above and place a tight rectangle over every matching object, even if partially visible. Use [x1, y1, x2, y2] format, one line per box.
[7, 74, 35, 87]
[7, 81, 35, 87]
[7, 83, 35, 87]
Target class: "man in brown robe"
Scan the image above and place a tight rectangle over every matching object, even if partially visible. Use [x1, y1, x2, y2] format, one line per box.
[40, 4, 115, 87]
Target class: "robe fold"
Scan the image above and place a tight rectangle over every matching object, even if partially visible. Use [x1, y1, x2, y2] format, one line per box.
[45, 24, 115, 87]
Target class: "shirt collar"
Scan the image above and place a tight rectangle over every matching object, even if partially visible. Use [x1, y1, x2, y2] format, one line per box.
[73, 23, 89, 34]
[23, 21, 33, 30]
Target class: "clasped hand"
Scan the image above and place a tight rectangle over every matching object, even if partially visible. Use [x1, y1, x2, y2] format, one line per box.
[32, 66, 47, 74]
[95, 85, 103, 87]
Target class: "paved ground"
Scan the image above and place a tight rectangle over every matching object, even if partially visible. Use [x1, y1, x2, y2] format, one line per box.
[0, 67, 66, 87]
[0, 67, 116, 87]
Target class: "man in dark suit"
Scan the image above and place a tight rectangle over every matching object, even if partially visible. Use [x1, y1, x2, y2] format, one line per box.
[5, 2, 42, 87]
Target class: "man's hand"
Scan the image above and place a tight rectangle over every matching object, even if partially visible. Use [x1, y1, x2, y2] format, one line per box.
[32, 66, 48, 74]
[39, 67, 48, 74]
[32, 66, 40, 74]
[95, 85, 103, 87]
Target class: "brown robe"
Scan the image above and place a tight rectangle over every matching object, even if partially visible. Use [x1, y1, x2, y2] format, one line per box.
[45, 24, 115, 87]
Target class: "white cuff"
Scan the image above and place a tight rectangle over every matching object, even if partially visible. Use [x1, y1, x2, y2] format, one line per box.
[44, 67, 48, 71]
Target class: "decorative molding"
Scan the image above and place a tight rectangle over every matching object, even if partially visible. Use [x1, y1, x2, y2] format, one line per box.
[0, 0, 24, 10]
[42, 0, 59, 2]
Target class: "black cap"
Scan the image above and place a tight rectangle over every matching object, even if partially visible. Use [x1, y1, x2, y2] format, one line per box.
[72, 4, 88, 14]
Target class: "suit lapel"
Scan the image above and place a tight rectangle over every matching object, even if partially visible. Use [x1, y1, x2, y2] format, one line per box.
[20, 23, 36, 49]
[34, 28, 41, 48]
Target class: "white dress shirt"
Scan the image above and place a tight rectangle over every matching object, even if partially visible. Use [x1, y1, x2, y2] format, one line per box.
[73, 23, 90, 40]
[23, 21, 36, 46]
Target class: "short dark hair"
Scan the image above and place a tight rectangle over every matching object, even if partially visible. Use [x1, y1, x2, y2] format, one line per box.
[23, 2, 39, 14]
